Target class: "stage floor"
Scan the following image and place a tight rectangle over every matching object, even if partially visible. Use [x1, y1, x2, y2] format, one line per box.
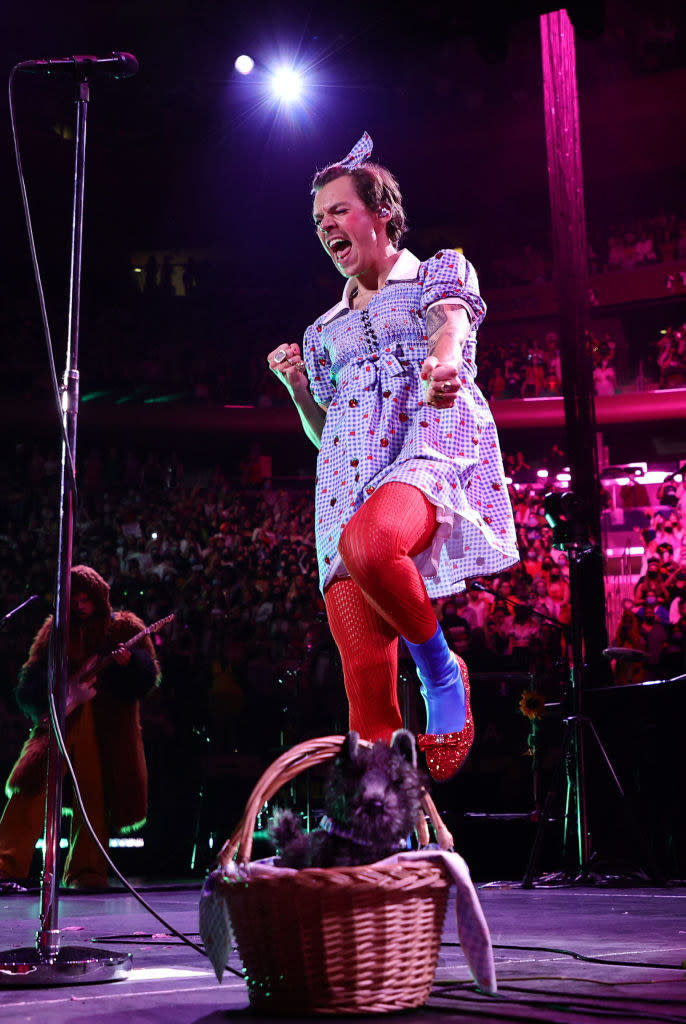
[1, 881, 685, 1023]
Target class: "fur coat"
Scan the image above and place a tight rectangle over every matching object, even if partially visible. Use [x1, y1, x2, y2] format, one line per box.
[5, 566, 160, 832]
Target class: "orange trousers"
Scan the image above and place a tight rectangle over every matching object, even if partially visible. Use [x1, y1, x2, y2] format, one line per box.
[0, 702, 109, 886]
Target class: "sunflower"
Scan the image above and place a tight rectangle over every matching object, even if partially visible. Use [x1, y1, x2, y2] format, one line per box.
[519, 689, 546, 721]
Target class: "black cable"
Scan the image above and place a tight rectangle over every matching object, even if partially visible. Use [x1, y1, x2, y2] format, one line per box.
[427, 983, 683, 1024]
[424, 997, 571, 1024]
[8, 67, 78, 501]
[427, 987, 686, 1024]
[441, 939, 685, 971]
[494, 982, 686, 1007]
[47, 685, 242, 978]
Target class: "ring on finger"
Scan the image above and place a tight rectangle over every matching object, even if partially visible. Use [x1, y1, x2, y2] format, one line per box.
[440, 381, 452, 393]
[294, 361, 306, 372]
[274, 349, 287, 364]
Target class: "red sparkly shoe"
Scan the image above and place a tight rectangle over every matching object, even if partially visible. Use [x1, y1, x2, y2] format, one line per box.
[417, 655, 474, 782]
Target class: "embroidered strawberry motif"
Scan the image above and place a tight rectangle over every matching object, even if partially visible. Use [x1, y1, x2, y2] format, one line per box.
[380, 438, 389, 447]
[349, 398, 358, 407]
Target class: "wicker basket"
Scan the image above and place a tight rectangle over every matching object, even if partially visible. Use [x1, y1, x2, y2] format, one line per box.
[215, 735, 452, 1015]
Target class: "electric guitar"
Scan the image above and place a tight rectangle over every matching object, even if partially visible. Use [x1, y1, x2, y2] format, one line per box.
[39, 612, 175, 726]
[68, 612, 175, 691]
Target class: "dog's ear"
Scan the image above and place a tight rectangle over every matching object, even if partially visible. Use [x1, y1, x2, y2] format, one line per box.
[341, 731, 360, 763]
[390, 729, 417, 769]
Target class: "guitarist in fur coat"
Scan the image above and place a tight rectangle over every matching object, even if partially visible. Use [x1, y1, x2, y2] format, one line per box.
[0, 565, 160, 889]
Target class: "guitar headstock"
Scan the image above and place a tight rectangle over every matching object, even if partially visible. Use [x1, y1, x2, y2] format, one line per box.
[146, 612, 175, 635]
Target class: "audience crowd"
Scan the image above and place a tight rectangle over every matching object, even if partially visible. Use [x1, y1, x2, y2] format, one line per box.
[486, 209, 685, 288]
[1, 438, 684, 868]
[2, 442, 685, 765]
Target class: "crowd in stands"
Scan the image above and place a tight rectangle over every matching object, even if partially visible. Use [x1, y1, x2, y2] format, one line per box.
[475, 325, 626, 401]
[486, 210, 685, 288]
[1, 439, 685, 863]
[655, 322, 686, 388]
[596, 211, 686, 273]
[2, 443, 685, 763]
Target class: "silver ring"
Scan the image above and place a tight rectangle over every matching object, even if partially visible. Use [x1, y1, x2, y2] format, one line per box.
[441, 381, 452, 393]
[274, 349, 287, 364]
[295, 361, 306, 372]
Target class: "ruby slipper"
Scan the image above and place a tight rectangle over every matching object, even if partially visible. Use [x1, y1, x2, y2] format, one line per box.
[417, 656, 475, 782]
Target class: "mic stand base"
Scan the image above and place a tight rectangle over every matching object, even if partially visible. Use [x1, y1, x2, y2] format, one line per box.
[521, 713, 663, 889]
[0, 943, 131, 987]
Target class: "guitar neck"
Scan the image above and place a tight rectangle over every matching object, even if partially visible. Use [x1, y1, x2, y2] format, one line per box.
[76, 613, 174, 684]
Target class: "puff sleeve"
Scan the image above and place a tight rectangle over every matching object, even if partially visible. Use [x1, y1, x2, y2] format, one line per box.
[419, 251, 487, 332]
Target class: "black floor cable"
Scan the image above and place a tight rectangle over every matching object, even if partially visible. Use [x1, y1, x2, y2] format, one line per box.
[427, 940, 686, 1024]
[426, 992, 686, 1024]
[441, 940, 686, 972]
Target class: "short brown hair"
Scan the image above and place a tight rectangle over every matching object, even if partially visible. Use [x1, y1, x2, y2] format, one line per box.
[311, 162, 407, 245]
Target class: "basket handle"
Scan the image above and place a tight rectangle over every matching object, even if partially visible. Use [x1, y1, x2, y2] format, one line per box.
[217, 734, 453, 868]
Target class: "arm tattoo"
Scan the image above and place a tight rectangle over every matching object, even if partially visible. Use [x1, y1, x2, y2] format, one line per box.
[425, 304, 447, 341]
[426, 303, 469, 355]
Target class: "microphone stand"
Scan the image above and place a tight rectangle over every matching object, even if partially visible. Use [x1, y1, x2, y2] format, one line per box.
[0, 69, 130, 987]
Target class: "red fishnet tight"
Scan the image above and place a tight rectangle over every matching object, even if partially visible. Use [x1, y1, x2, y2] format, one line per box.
[324, 482, 440, 742]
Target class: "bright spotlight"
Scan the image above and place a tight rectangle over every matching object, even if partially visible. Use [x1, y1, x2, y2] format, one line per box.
[270, 66, 303, 102]
[235, 54, 255, 75]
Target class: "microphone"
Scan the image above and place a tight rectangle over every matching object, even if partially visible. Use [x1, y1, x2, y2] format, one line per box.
[0, 594, 38, 628]
[16, 52, 139, 79]
[469, 581, 490, 592]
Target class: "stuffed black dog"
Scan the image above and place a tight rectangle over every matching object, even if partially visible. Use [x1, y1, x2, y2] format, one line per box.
[269, 730, 424, 868]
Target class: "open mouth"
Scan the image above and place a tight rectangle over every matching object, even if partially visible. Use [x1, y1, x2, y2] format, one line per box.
[329, 238, 352, 263]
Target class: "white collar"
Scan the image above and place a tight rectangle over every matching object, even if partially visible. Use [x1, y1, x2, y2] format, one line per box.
[319, 249, 422, 325]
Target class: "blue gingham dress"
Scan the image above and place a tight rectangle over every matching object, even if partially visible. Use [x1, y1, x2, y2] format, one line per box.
[303, 249, 519, 597]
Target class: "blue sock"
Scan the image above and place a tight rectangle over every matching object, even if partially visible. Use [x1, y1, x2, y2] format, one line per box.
[404, 623, 466, 735]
